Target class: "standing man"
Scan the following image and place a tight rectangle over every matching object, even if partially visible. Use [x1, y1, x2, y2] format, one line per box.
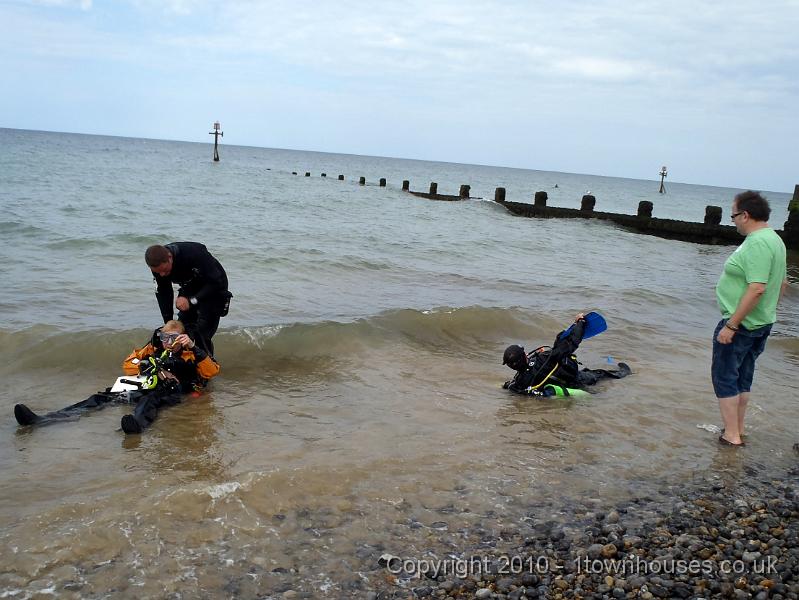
[713, 191, 787, 447]
[145, 242, 231, 356]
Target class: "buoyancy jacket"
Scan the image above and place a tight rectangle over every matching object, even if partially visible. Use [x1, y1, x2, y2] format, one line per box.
[123, 341, 220, 392]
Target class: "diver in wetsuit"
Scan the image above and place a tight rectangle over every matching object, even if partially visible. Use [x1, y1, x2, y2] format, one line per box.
[145, 242, 231, 356]
[502, 313, 630, 396]
[14, 321, 220, 433]
[119, 320, 220, 433]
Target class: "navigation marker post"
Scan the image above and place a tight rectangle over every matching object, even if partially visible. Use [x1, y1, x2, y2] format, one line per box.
[210, 121, 223, 162]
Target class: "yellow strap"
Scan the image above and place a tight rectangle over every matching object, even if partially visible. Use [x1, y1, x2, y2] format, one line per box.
[529, 363, 559, 390]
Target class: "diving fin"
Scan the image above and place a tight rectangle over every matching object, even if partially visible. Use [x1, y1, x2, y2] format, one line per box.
[560, 311, 607, 341]
[14, 404, 41, 426]
[582, 312, 607, 339]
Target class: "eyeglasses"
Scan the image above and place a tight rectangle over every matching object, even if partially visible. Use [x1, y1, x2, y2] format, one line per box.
[158, 331, 179, 344]
[730, 211, 745, 221]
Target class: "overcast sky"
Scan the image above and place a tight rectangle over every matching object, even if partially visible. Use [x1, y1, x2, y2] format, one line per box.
[2, 0, 797, 191]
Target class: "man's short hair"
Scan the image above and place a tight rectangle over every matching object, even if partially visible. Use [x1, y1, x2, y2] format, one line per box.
[145, 245, 171, 267]
[503, 344, 526, 367]
[734, 190, 771, 222]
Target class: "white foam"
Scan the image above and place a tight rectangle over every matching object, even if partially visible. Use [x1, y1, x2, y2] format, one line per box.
[696, 423, 722, 434]
[205, 481, 242, 500]
[235, 326, 285, 348]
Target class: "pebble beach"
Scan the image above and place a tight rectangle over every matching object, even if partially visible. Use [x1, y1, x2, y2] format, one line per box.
[365, 462, 799, 599]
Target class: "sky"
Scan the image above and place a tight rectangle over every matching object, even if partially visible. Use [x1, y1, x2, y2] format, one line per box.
[1, 0, 798, 192]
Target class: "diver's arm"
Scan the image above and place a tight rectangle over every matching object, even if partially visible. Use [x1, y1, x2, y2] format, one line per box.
[154, 274, 174, 322]
[551, 316, 586, 360]
[175, 334, 220, 380]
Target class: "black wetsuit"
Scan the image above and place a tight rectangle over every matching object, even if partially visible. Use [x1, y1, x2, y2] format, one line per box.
[504, 320, 630, 395]
[14, 340, 214, 432]
[14, 383, 182, 428]
[153, 242, 230, 356]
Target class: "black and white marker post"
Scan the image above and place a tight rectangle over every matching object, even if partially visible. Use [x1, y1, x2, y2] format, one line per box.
[209, 121, 223, 162]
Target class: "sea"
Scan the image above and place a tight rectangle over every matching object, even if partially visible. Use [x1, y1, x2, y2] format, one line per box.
[1, 127, 797, 597]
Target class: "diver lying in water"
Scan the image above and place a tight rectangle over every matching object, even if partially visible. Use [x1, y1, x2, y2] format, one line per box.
[502, 313, 630, 397]
[14, 320, 220, 434]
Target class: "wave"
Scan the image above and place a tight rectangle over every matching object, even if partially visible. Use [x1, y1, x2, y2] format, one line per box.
[45, 238, 111, 250]
[0, 221, 47, 237]
[0, 306, 564, 374]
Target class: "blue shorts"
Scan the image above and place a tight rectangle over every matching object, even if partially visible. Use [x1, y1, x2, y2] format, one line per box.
[711, 319, 772, 398]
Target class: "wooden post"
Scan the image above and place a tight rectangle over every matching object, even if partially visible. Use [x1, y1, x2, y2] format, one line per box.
[459, 185, 470, 199]
[789, 184, 799, 214]
[704, 206, 722, 225]
[359, 177, 366, 185]
[659, 166, 668, 193]
[581, 194, 596, 212]
[338, 175, 344, 181]
[209, 121, 223, 162]
[638, 201, 654, 218]
[429, 182, 438, 195]
[784, 185, 799, 245]
[402, 180, 410, 191]
[379, 178, 386, 187]
[305, 172, 310, 177]
[495, 187, 506, 202]
[534, 191, 548, 207]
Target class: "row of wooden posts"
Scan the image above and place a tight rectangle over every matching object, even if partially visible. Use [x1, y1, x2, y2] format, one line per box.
[289, 172, 799, 249]
[288, 171, 730, 223]
[291, 171, 475, 197]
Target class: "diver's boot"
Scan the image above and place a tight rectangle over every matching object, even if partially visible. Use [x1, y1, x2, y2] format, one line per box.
[120, 414, 143, 434]
[14, 404, 40, 426]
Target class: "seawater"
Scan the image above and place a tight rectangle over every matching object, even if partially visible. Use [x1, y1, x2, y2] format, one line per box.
[1, 128, 797, 596]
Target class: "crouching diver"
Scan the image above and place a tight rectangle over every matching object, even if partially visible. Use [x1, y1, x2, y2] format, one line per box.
[502, 313, 631, 397]
[14, 320, 220, 434]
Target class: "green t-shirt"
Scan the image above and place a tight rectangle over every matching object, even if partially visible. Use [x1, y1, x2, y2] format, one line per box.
[716, 227, 787, 329]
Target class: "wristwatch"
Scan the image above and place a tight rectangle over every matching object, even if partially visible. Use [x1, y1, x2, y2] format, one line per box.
[189, 297, 198, 306]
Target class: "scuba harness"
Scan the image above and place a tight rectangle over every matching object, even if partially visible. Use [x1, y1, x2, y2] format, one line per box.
[137, 350, 181, 390]
[519, 345, 581, 393]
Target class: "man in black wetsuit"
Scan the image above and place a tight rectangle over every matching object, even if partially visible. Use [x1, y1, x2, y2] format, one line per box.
[502, 313, 631, 396]
[145, 242, 231, 356]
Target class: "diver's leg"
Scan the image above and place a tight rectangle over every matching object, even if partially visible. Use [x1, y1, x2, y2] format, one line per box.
[121, 387, 181, 434]
[15, 392, 123, 427]
[194, 305, 221, 356]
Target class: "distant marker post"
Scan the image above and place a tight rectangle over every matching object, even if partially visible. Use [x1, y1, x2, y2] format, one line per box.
[210, 121, 223, 162]
[659, 165, 667, 193]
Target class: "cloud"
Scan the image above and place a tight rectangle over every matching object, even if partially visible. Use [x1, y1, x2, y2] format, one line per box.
[26, 0, 91, 8]
[2, 0, 797, 188]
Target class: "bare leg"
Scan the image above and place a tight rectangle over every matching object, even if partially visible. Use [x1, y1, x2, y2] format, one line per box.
[718, 395, 743, 444]
[737, 392, 750, 436]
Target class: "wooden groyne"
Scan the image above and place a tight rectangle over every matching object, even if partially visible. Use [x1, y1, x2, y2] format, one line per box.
[288, 170, 799, 250]
[408, 182, 474, 202]
[495, 186, 798, 249]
